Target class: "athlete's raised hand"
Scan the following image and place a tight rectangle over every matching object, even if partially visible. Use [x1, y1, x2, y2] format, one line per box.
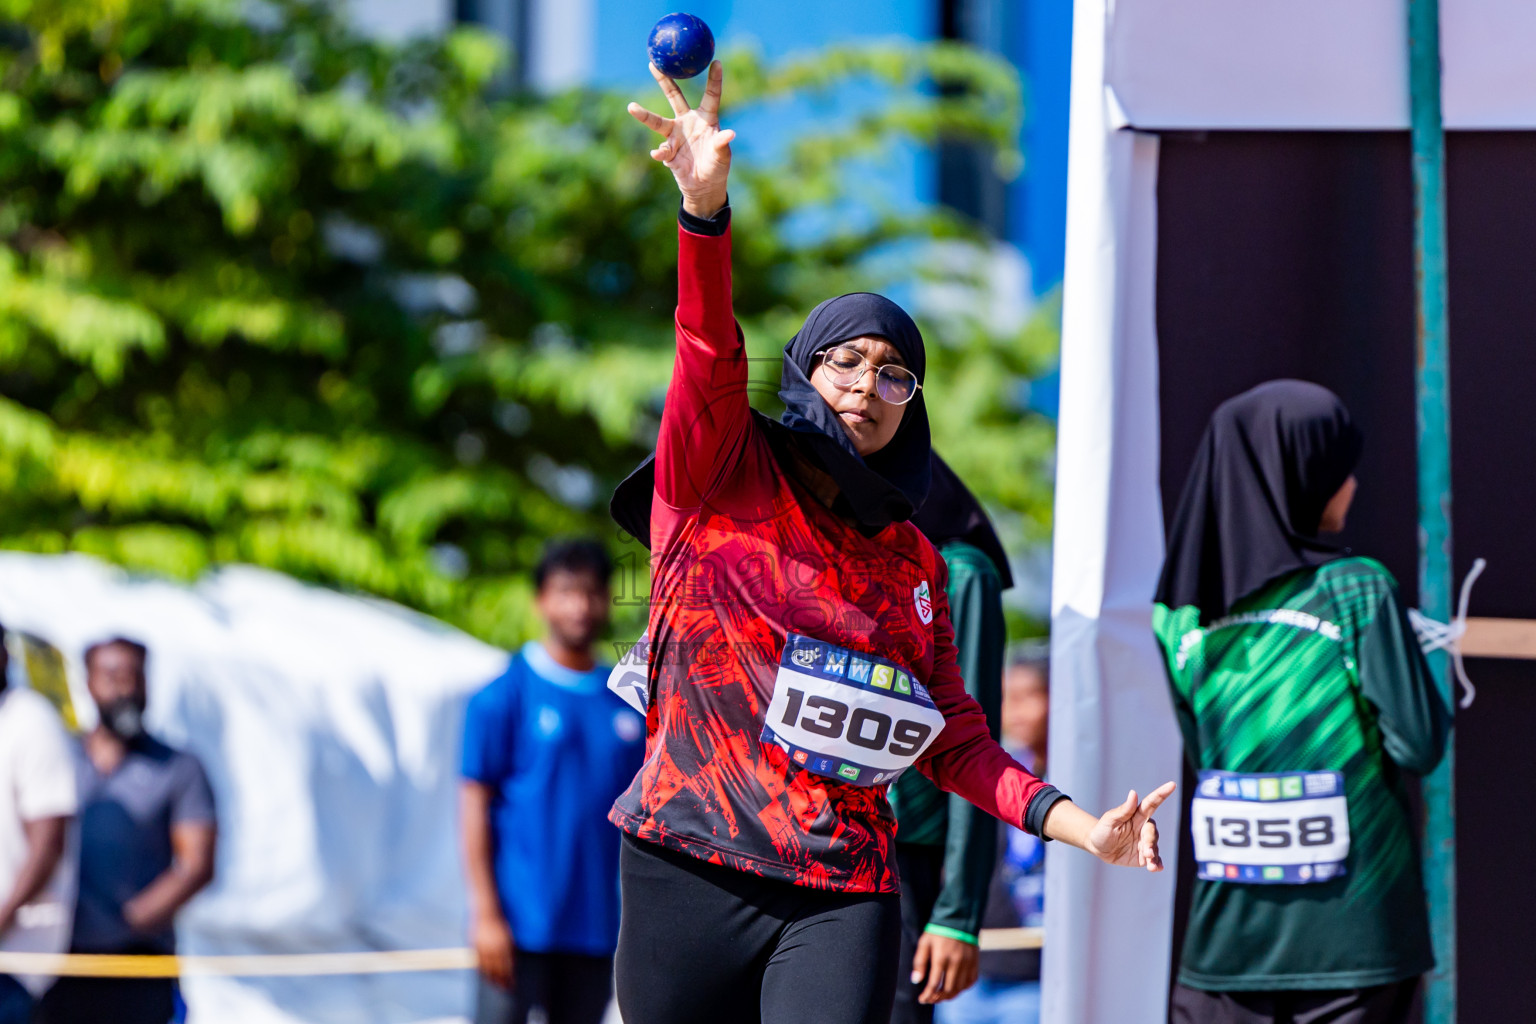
[1085, 783, 1176, 870]
[628, 60, 734, 219]
[1042, 781, 1176, 871]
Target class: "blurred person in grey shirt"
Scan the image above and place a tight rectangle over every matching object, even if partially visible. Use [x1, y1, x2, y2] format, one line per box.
[0, 621, 77, 1024]
[39, 638, 216, 1024]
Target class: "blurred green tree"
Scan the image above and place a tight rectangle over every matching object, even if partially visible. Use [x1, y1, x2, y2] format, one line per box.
[0, 0, 1057, 645]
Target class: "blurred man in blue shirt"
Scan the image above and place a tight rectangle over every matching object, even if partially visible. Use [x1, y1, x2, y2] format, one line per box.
[460, 540, 644, 1024]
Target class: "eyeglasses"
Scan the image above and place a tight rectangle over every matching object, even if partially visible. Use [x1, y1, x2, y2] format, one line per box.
[817, 346, 922, 405]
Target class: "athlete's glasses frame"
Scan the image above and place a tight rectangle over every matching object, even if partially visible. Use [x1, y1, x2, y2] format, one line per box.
[817, 345, 922, 406]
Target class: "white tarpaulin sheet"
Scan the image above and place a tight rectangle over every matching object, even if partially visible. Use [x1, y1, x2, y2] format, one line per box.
[0, 553, 507, 1024]
[1044, 2, 1185, 1022]
[1105, 0, 1536, 129]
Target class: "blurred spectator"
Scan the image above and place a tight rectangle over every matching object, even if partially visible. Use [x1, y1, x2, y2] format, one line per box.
[461, 540, 644, 1024]
[937, 646, 1050, 1024]
[39, 638, 216, 1024]
[0, 622, 78, 1024]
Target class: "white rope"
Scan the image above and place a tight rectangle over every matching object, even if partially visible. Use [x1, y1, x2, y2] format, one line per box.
[0, 947, 476, 979]
[1408, 557, 1486, 709]
[0, 929, 1045, 977]
[976, 926, 1043, 951]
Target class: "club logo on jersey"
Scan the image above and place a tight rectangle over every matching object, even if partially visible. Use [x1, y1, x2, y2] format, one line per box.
[792, 645, 822, 669]
[914, 580, 934, 624]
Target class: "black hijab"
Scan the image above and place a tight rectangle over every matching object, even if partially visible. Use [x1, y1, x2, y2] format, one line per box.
[911, 453, 1014, 589]
[611, 292, 932, 543]
[1154, 379, 1363, 624]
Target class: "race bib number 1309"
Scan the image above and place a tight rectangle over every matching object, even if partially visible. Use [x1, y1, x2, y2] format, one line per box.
[1191, 769, 1350, 885]
[760, 634, 946, 788]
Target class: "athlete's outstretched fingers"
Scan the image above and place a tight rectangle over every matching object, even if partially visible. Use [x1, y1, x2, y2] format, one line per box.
[1107, 789, 1139, 825]
[713, 129, 736, 150]
[627, 102, 672, 135]
[651, 138, 678, 164]
[1137, 781, 1177, 820]
[649, 62, 691, 116]
[698, 60, 723, 117]
[1140, 818, 1162, 872]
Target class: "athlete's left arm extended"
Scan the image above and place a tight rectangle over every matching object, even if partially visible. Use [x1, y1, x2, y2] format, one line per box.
[926, 547, 1004, 942]
[916, 555, 1066, 838]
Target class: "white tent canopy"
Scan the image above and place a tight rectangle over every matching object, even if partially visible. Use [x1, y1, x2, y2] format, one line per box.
[0, 553, 507, 1024]
[1105, 0, 1536, 129]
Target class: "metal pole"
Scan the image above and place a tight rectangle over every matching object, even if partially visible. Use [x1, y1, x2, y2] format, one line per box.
[1408, 0, 1455, 1020]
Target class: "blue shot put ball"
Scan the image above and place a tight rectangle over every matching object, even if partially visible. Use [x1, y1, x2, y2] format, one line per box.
[647, 13, 715, 80]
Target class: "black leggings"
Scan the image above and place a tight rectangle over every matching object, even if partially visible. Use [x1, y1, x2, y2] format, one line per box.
[615, 834, 902, 1024]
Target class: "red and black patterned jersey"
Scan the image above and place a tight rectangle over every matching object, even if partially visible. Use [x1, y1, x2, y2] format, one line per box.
[609, 225, 1051, 893]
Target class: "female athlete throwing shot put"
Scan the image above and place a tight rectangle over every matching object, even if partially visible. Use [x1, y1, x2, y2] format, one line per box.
[608, 60, 1175, 1024]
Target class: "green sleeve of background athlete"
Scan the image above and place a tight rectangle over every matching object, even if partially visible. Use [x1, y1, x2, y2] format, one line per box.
[1152, 603, 1203, 767]
[1350, 577, 1452, 776]
[925, 544, 1004, 941]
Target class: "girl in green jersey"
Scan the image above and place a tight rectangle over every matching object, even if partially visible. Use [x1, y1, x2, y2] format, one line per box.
[1154, 381, 1450, 1024]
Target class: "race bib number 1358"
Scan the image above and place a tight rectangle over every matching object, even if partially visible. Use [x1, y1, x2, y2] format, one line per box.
[1191, 769, 1350, 885]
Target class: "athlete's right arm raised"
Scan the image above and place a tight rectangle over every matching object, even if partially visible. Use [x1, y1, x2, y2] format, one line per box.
[628, 62, 751, 514]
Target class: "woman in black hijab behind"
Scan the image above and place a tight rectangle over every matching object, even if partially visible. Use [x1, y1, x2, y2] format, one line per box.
[1153, 380, 1451, 1024]
[607, 60, 1175, 1024]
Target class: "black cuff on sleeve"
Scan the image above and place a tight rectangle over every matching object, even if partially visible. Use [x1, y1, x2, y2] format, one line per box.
[1023, 785, 1069, 840]
[678, 198, 731, 236]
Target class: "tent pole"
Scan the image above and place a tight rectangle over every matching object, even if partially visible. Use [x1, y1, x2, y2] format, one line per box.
[1408, 0, 1454, 1021]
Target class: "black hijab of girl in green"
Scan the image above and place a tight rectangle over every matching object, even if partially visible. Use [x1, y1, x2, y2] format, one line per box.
[1156, 380, 1363, 624]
